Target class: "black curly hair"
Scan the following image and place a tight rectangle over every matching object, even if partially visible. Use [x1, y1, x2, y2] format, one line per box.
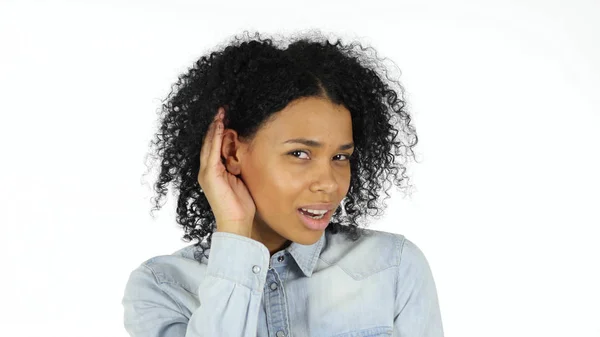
[143, 29, 418, 262]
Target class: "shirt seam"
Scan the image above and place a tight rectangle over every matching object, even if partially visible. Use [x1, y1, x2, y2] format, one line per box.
[141, 264, 187, 315]
[141, 262, 199, 295]
[317, 233, 403, 280]
[394, 235, 407, 318]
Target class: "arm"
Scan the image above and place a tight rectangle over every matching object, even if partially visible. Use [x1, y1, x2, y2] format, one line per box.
[122, 232, 270, 337]
[393, 237, 444, 337]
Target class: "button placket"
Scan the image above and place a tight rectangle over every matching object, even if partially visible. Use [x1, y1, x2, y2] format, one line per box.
[264, 260, 289, 337]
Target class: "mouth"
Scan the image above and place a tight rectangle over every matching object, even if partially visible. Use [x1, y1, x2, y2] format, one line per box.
[297, 208, 332, 230]
[297, 208, 329, 219]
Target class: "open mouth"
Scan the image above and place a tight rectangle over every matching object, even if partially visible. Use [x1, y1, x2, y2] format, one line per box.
[298, 208, 329, 219]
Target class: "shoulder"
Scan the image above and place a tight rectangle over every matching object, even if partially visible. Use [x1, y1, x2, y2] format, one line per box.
[122, 245, 207, 328]
[319, 226, 409, 279]
[123, 244, 205, 296]
[396, 234, 432, 272]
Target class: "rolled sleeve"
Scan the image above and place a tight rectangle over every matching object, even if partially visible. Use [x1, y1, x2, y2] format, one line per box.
[122, 232, 270, 337]
[204, 231, 270, 292]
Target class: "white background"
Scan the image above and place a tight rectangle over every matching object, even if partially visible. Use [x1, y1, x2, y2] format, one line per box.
[1, 0, 599, 336]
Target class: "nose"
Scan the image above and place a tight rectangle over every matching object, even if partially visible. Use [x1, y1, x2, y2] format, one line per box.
[308, 163, 340, 194]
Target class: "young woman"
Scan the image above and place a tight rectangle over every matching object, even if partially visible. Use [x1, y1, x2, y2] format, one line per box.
[122, 30, 444, 337]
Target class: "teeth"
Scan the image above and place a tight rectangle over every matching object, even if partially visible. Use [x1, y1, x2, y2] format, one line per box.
[300, 208, 327, 215]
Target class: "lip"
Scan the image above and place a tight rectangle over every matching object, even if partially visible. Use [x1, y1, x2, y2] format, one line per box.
[297, 208, 332, 231]
[297, 203, 334, 211]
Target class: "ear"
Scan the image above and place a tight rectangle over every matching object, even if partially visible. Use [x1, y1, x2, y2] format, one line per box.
[220, 128, 245, 175]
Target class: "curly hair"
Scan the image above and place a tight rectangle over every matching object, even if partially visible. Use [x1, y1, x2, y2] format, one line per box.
[143, 29, 418, 262]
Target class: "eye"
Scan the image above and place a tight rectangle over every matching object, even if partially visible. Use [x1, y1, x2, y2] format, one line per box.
[288, 150, 353, 161]
[334, 153, 353, 161]
[289, 150, 310, 159]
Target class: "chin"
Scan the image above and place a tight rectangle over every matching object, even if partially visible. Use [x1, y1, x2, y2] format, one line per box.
[291, 229, 325, 245]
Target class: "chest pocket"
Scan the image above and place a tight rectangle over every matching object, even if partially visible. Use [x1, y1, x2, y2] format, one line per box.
[330, 325, 393, 337]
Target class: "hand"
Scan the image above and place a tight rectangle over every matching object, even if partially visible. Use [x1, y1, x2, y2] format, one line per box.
[197, 107, 256, 238]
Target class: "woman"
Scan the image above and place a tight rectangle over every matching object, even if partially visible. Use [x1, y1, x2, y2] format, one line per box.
[122, 30, 444, 337]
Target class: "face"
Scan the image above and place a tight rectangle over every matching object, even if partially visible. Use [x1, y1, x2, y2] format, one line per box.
[220, 96, 354, 255]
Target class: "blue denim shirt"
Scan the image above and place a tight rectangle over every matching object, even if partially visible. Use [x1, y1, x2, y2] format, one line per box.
[122, 227, 444, 336]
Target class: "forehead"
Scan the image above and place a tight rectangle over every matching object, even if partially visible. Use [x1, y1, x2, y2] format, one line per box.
[259, 97, 353, 143]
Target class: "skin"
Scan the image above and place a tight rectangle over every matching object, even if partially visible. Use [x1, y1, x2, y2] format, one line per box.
[220, 96, 354, 256]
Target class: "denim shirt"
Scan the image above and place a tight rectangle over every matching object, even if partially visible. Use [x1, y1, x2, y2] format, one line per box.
[122, 227, 444, 337]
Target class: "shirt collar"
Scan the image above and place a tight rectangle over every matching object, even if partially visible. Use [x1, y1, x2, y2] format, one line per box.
[284, 230, 327, 277]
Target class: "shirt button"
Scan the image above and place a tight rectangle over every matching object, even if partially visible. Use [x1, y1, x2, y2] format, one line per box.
[252, 265, 261, 274]
[277, 255, 285, 262]
[276, 330, 285, 337]
[270, 282, 278, 291]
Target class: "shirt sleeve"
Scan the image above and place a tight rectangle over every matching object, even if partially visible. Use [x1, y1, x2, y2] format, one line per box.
[393, 237, 445, 337]
[122, 232, 270, 337]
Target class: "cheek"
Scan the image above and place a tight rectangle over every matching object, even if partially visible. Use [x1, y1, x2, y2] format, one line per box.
[240, 157, 269, 203]
[244, 160, 300, 210]
[270, 169, 305, 205]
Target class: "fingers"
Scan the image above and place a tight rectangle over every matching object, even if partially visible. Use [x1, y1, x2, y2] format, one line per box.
[207, 108, 225, 169]
[200, 107, 225, 172]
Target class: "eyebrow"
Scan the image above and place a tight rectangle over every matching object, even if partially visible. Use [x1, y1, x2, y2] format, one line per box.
[282, 138, 355, 150]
